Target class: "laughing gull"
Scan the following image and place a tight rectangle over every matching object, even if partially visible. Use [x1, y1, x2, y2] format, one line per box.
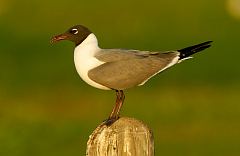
[51, 25, 212, 124]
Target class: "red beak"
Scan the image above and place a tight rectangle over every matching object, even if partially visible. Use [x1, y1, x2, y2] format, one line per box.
[50, 34, 69, 44]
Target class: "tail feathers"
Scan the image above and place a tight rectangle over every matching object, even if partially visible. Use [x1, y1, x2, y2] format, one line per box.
[178, 41, 212, 60]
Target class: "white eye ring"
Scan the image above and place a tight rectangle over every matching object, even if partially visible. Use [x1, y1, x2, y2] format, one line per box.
[71, 28, 78, 34]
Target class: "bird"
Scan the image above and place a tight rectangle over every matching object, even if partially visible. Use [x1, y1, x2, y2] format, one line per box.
[51, 24, 212, 125]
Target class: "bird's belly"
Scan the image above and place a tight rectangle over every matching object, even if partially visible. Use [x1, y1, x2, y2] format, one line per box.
[74, 56, 110, 90]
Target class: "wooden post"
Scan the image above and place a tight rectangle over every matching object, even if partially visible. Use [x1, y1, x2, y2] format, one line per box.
[86, 117, 154, 156]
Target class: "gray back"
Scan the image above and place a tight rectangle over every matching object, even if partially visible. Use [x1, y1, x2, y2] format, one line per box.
[88, 50, 178, 90]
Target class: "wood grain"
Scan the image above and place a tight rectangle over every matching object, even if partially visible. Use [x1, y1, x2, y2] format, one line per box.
[86, 117, 154, 156]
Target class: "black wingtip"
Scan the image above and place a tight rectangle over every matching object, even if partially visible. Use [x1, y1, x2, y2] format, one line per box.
[178, 41, 213, 59]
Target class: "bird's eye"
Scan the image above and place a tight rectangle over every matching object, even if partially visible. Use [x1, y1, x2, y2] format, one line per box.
[70, 29, 78, 35]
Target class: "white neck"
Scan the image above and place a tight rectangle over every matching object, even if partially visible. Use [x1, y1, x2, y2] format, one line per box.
[74, 33, 110, 90]
[75, 33, 100, 55]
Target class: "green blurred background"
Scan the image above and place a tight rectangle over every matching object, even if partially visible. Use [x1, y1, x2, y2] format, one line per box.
[0, 0, 240, 155]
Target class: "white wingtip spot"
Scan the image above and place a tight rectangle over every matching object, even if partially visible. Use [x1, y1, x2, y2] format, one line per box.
[178, 57, 193, 63]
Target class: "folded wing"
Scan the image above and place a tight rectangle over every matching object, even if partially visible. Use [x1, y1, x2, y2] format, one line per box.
[89, 50, 179, 90]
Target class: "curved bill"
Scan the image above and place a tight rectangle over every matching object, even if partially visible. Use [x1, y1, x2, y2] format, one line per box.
[50, 34, 69, 44]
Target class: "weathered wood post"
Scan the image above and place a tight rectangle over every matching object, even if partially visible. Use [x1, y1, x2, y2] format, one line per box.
[86, 117, 154, 156]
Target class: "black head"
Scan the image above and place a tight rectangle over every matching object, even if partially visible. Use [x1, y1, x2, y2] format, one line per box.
[51, 25, 92, 46]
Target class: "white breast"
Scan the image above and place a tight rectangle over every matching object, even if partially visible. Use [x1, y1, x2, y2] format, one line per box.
[74, 33, 110, 90]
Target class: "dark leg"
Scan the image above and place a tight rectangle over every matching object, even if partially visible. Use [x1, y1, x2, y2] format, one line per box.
[115, 90, 125, 117]
[105, 90, 125, 126]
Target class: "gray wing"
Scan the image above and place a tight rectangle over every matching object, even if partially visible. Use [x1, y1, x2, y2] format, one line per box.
[89, 50, 179, 90]
[95, 49, 160, 62]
